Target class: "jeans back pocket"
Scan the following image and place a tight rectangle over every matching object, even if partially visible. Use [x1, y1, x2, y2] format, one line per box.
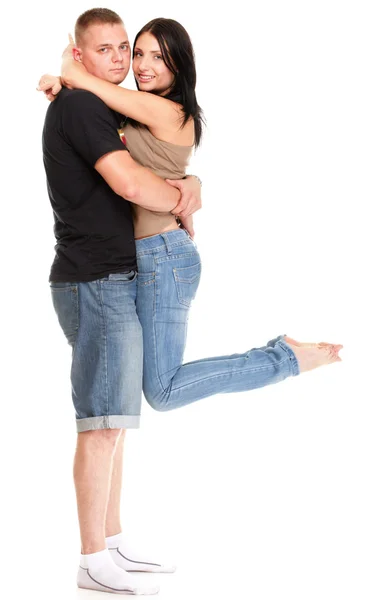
[173, 262, 201, 307]
[50, 283, 79, 347]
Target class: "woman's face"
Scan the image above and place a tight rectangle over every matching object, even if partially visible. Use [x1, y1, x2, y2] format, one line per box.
[132, 32, 175, 96]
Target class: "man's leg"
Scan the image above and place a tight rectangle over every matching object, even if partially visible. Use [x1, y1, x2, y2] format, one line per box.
[105, 429, 126, 539]
[74, 429, 122, 554]
[51, 276, 159, 594]
[104, 430, 176, 573]
[74, 427, 159, 594]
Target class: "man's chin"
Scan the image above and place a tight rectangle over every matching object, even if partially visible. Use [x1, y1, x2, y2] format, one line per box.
[108, 71, 127, 85]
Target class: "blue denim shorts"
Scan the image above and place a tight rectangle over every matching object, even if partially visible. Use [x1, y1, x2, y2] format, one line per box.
[50, 270, 143, 433]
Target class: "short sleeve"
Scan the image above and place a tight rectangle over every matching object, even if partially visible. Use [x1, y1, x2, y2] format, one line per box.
[61, 90, 128, 167]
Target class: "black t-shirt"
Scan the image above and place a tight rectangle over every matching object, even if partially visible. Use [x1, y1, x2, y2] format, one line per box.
[43, 87, 137, 282]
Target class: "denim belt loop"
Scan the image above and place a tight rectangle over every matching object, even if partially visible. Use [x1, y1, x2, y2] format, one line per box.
[160, 233, 172, 255]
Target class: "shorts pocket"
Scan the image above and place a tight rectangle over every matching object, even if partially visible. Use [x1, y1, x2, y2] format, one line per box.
[105, 270, 138, 283]
[50, 283, 79, 347]
[173, 262, 201, 307]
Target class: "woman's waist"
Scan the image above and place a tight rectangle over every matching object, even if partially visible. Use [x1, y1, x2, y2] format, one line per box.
[135, 227, 195, 253]
[132, 206, 180, 240]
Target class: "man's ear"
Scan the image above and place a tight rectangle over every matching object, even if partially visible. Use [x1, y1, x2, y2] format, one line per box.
[72, 47, 83, 62]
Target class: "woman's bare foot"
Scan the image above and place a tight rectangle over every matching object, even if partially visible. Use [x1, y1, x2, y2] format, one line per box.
[283, 336, 343, 373]
[284, 335, 343, 351]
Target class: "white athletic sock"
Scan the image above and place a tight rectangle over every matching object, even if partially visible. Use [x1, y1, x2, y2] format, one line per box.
[106, 532, 176, 573]
[77, 547, 159, 594]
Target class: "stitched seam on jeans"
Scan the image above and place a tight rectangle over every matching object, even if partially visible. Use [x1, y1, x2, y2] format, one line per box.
[71, 286, 80, 364]
[153, 265, 167, 394]
[74, 285, 80, 342]
[98, 282, 109, 418]
[155, 251, 198, 264]
[169, 359, 290, 391]
[136, 240, 192, 257]
[136, 243, 167, 256]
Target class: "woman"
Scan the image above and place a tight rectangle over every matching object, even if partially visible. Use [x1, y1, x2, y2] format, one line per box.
[39, 18, 342, 413]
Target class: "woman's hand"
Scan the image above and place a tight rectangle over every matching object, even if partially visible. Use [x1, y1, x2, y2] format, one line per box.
[61, 33, 89, 88]
[178, 215, 195, 239]
[37, 75, 62, 102]
[36, 34, 88, 101]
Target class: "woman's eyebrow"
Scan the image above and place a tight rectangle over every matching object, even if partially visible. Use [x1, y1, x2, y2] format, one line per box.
[134, 47, 160, 53]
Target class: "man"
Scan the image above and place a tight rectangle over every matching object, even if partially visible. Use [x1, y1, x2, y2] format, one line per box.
[42, 8, 201, 595]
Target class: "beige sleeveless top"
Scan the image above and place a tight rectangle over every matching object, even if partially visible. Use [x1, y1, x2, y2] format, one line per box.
[119, 122, 193, 239]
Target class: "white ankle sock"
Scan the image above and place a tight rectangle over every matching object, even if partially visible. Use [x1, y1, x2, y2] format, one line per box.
[106, 532, 176, 573]
[80, 548, 112, 570]
[78, 547, 159, 594]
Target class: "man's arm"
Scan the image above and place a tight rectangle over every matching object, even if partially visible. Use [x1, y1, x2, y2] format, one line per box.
[61, 90, 191, 213]
[95, 150, 181, 213]
[40, 81, 201, 215]
[166, 175, 202, 218]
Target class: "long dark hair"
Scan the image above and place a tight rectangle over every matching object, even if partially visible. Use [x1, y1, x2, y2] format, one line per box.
[130, 18, 204, 147]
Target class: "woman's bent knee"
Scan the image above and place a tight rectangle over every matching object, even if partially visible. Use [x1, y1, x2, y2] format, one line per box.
[144, 390, 169, 412]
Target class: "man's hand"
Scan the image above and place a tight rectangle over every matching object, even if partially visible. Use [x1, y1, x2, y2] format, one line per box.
[166, 175, 202, 218]
[37, 74, 62, 102]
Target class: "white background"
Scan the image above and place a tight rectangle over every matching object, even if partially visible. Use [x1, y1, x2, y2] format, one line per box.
[2, 1, 373, 599]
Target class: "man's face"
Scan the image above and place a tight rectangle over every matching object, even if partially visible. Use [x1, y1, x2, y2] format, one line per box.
[77, 23, 131, 84]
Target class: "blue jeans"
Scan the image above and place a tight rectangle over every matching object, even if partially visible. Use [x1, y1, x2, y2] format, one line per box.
[50, 271, 143, 432]
[135, 229, 300, 412]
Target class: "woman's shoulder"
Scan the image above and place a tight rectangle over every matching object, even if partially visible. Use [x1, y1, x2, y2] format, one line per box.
[151, 113, 195, 146]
